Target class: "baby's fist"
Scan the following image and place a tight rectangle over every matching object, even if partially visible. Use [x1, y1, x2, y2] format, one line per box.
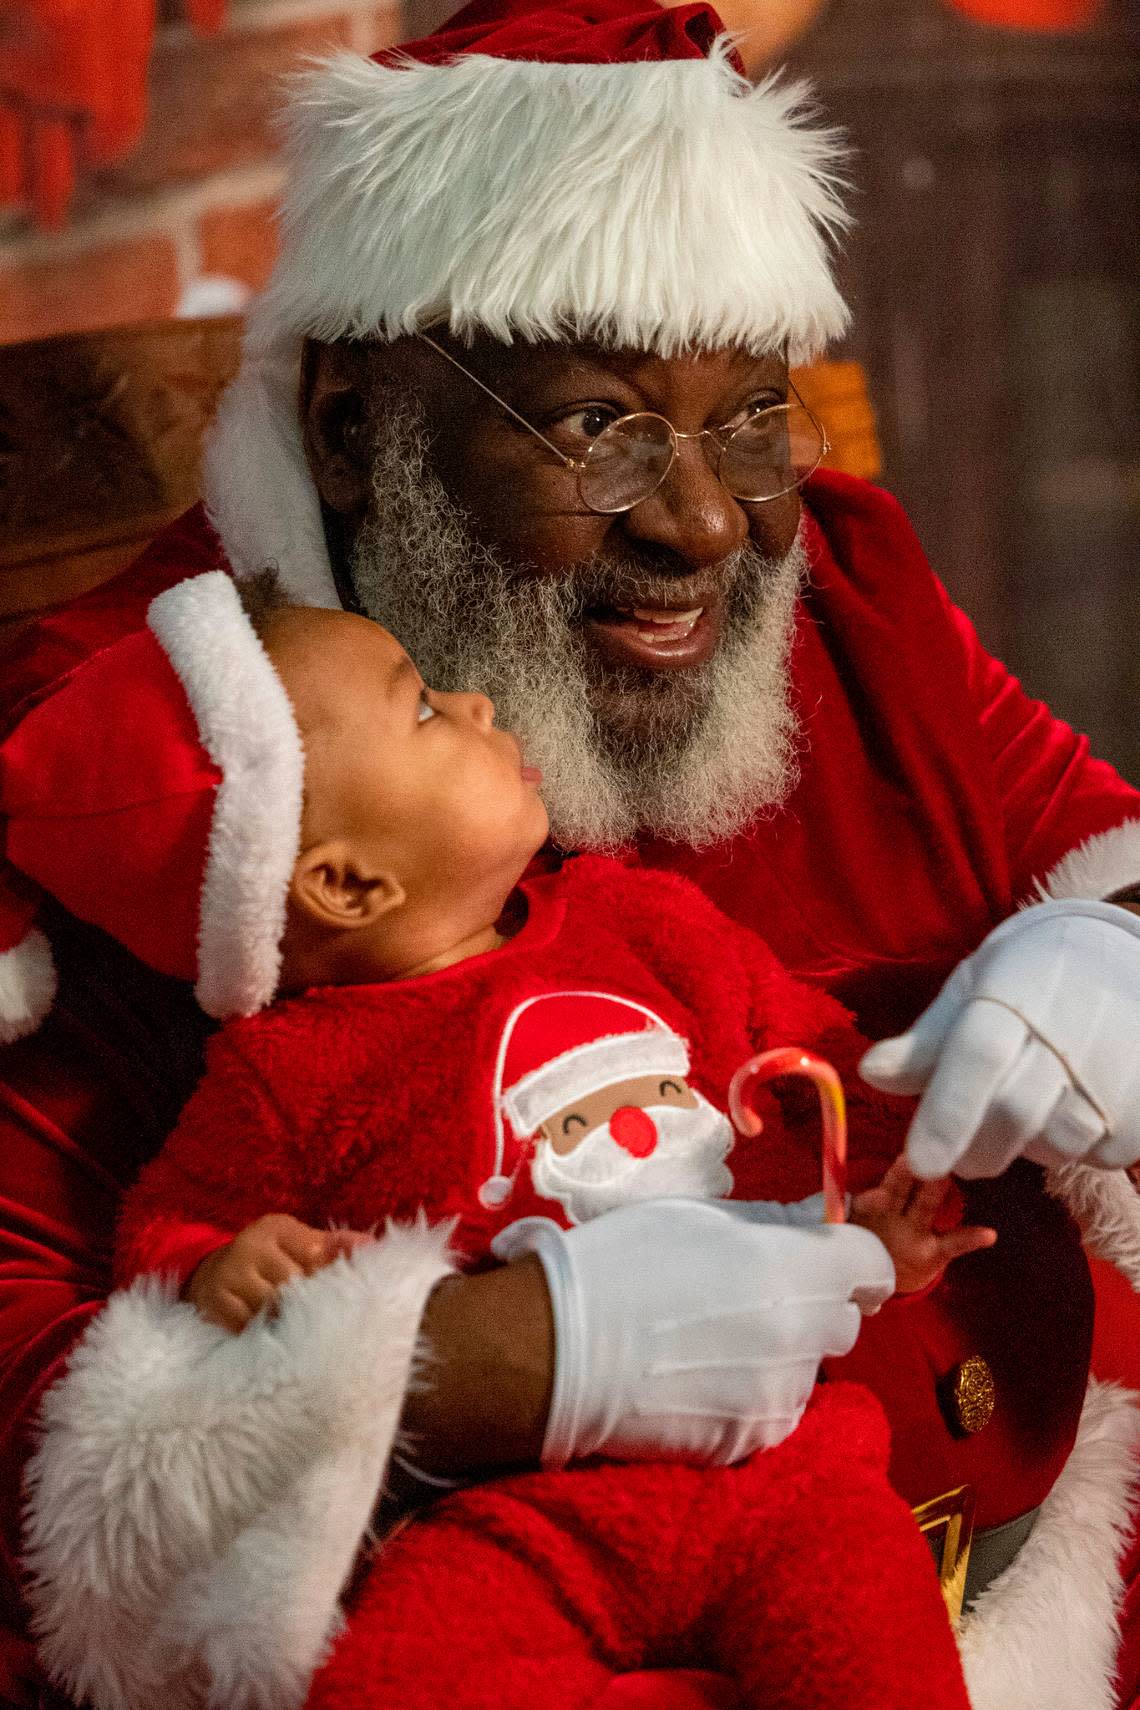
[187, 1214, 366, 1332]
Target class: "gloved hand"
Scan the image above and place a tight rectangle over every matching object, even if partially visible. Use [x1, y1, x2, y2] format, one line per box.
[492, 1198, 894, 1468]
[860, 898, 1140, 1180]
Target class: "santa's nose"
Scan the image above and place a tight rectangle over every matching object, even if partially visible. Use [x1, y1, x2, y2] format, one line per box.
[609, 1105, 657, 1157]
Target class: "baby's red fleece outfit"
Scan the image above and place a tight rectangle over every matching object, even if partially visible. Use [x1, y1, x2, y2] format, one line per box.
[117, 856, 970, 1710]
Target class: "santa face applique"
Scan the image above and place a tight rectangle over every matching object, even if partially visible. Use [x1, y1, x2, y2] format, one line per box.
[485, 990, 734, 1223]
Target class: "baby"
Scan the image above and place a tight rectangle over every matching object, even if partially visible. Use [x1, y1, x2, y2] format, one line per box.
[8, 571, 989, 1710]
[158, 583, 987, 1335]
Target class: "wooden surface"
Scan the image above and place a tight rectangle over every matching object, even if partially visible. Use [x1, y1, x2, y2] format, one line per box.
[0, 317, 880, 636]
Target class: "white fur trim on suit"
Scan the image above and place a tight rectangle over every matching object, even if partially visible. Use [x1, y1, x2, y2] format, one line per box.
[958, 1378, 1140, 1710]
[252, 45, 848, 363]
[0, 928, 56, 1042]
[147, 573, 307, 1018]
[1034, 820, 1140, 905]
[202, 344, 343, 606]
[22, 1219, 455, 1710]
[1047, 1160, 1140, 1294]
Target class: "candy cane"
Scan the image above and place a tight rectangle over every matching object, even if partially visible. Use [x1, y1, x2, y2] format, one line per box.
[728, 1048, 848, 1224]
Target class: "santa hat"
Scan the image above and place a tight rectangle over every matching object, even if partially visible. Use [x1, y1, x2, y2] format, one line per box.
[0, 572, 305, 1041]
[482, 988, 691, 1203]
[202, 0, 851, 609]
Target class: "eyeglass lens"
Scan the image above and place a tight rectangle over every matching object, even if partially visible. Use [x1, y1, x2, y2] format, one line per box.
[579, 415, 675, 514]
[578, 404, 825, 515]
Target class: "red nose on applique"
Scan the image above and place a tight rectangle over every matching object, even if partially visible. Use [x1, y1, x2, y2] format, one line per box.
[609, 1105, 657, 1157]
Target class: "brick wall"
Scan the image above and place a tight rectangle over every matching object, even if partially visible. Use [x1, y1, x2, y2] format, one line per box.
[0, 0, 405, 346]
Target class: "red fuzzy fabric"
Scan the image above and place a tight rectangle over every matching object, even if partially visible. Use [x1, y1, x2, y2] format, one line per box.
[306, 1385, 968, 1710]
[114, 856, 957, 1710]
[115, 855, 907, 1283]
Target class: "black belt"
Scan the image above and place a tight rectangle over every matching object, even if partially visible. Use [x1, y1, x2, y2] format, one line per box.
[923, 1498, 1040, 1618]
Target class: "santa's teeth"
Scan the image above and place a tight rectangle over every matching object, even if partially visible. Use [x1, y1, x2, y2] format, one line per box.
[630, 606, 703, 623]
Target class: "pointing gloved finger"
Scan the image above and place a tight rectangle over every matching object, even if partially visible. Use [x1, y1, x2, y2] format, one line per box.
[950, 1039, 1071, 1180]
[904, 1000, 1030, 1179]
[1023, 1083, 1109, 1167]
[859, 964, 972, 1095]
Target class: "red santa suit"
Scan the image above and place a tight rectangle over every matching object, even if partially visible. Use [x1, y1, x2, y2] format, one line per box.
[103, 857, 969, 1710]
[6, 474, 1140, 1710]
[5, 0, 1140, 1699]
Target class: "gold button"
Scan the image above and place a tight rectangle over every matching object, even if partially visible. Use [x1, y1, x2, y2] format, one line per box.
[951, 1355, 995, 1434]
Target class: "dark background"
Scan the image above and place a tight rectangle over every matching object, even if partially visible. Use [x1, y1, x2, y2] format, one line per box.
[785, 0, 1140, 776]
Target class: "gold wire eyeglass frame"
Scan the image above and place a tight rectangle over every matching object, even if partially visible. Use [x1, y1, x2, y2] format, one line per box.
[417, 332, 830, 515]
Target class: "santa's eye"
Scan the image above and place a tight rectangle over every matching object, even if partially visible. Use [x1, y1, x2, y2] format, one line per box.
[659, 1080, 683, 1098]
[561, 1113, 588, 1137]
[547, 404, 620, 453]
[416, 689, 437, 724]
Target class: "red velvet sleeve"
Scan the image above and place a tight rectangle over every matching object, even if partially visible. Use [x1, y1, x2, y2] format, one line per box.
[948, 597, 1140, 899]
[0, 917, 209, 1707]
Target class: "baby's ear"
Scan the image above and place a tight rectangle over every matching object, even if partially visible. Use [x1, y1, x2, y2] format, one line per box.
[291, 840, 405, 931]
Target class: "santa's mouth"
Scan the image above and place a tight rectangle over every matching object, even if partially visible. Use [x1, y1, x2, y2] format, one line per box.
[584, 602, 718, 671]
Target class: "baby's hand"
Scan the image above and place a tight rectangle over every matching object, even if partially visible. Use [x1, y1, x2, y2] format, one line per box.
[187, 1213, 369, 1333]
[851, 1158, 996, 1295]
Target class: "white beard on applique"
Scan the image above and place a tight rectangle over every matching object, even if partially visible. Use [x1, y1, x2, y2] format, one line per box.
[529, 1092, 735, 1224]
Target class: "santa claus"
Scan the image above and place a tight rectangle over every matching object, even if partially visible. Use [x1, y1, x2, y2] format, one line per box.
[4, 0, 1140, 1706]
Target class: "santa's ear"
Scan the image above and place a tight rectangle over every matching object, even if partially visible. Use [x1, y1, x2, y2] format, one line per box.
[299, 339, 375, 518]
[290, 840, 405, 932]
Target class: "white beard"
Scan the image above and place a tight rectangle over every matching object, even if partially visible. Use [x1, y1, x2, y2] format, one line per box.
[350, 402, 804, 851]
[529, 1093, 735, 1224]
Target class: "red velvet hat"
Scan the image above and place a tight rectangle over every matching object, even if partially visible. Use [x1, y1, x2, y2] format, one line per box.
[255, 0, 849, 363]
[203, 0, 851, 608]
[0, 573, 304, 1041]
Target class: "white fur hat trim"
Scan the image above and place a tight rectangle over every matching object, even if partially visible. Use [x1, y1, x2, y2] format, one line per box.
[147, 572, 306, 1019]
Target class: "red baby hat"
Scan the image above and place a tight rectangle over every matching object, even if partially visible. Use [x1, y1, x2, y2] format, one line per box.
[0, 572, 305, 1041]
[483, 990, 691, 1205]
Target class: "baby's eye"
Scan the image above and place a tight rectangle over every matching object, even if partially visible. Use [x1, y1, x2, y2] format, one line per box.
[417, 690, 437, 724]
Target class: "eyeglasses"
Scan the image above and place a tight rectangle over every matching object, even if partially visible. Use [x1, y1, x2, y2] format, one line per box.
[418, 333, 829, 517]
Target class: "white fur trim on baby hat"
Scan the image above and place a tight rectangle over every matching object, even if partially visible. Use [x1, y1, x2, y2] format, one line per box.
[147, 572, 306, 1019]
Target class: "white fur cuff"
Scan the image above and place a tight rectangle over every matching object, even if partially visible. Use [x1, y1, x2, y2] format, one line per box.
[959, 1378, 1140, 1710]
[23, 1219, 455, 1710]
[1036, 821, 1140, 906]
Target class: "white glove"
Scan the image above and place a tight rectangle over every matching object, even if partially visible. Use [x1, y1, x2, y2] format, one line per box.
[860, 898, 1140, 1180]
[492, 1198, 894, 1468]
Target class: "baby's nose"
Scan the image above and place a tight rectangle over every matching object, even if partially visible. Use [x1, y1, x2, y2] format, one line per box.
[609, 1106, 657, 1157]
